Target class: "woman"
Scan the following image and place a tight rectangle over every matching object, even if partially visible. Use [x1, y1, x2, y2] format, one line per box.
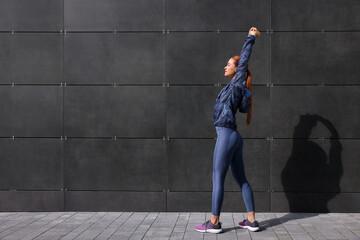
[195, 27, 261, 234]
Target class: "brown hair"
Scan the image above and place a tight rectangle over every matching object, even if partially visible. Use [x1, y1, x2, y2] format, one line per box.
[231, 56, 252, 125]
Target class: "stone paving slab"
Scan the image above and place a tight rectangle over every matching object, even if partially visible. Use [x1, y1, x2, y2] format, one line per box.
[0, 212, 359, 240]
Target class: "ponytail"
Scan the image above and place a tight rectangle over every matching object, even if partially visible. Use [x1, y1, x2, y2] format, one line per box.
[246, 64, 252, 125]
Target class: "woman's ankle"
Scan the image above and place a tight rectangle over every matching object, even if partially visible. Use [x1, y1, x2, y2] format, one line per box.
[247, 211, 255, 222]
[210, 218, 219, 224]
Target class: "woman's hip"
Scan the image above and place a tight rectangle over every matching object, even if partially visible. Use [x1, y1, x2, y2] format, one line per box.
[215, 126, 243, 147]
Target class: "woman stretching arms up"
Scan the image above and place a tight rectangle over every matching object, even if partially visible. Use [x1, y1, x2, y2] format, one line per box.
[195, 27, 261, 234]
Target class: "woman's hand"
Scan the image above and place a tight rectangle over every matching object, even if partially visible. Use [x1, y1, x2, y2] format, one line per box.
[248, 27, 260, 38]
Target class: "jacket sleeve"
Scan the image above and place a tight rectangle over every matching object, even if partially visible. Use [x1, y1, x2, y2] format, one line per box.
[233, 34, 255, 85]
[230, 34, 256, 111]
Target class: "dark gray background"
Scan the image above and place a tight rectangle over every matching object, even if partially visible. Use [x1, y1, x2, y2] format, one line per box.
[0, 0, 359, 212]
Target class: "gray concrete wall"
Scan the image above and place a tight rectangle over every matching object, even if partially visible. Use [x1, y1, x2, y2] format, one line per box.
[0, 0, 359, 212]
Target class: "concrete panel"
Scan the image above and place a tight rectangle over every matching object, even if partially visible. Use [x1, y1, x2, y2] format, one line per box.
[322, 32, 360, 84]
[64, 0, 164, 31]
[0, 86, 63, 137]
[271, 139, 360, 193]
[271, 192, 360, 213]
[271, 86, 360, 138]
[271, 32, 325, 84]
[166, 32, 223, 84]
[336, 139, 360, 192]
[0, 191, 63, 211]
[0, 138, 63, 190]
[65, 191, 166, 211]
[0, 140, 13, 189]
[272, 32, 360, 84]
[166, 85, 217, 138]
[0, 139, 63, 190]
[319, 86, 360, 138]
[271, 139, 343, 193]
[65, 139, 166, 191]
[167, 139, 214, 191]
[272, 0, 360, 31]
[166, 0, 269, 31]
[166, 32, 268, 84]
[0, 34, 63, 84]
[0, 0, 63, 30]
[64, 86, 166, 138]
[64, 33, 165, 84]
[0, 35, 12, 83]
[168, 139, 269, 192]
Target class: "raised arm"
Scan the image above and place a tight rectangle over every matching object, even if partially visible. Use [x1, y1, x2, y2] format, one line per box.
[232, 34, 256, 86]
[230, 33, 256, 113]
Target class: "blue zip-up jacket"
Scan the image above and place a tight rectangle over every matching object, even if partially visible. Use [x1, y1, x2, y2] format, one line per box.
[213, 34, 256, 130]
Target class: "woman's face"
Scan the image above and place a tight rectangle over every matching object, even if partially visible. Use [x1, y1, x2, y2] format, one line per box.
[224, 58, 237, 78]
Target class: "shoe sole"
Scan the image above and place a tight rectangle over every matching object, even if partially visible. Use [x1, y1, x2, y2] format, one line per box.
[195, 228, 223, 234]
[239, 225, 260, 232]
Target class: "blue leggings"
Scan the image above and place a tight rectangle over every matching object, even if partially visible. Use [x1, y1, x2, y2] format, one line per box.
[212, 126, 255, 216]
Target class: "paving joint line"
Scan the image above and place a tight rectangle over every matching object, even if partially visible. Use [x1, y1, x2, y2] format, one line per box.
[1, 212, 51, 239]
[0, 212, 28, 233]
[141, 212, 159, 240]
[23, 212, 74, 240]
[93, 212, 124, 240]
[168, 212, 180, 239]
[108, 212, 134, 240]
[73, 212, 110, 239]
[231, 213, 239, 240]
[182, 212, 191, 240]
[58, 212, 98, 239]
[127, 212, 151, 240]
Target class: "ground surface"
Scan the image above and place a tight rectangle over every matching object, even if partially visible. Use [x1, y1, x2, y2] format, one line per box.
[0, 212, 359, 239]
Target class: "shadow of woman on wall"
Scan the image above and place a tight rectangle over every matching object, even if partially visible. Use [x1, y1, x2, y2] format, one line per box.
[281, 113, 343, 213]
[260, 114, 343, 230]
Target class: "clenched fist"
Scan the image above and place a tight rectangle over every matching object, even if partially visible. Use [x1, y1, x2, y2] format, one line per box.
[248, 27, 260, 38]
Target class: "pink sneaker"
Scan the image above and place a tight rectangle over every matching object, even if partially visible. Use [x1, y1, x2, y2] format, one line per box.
[195, 219, 222, 233]
[238, 219, 260, 232]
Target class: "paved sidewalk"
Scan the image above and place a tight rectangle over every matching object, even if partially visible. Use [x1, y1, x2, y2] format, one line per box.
[0, 212, 359, 239]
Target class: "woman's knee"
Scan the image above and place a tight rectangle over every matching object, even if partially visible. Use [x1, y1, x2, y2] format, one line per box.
[241, 181, 252, 191]
[233, 173, 248, 187]
[213, 170, 225, 183]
